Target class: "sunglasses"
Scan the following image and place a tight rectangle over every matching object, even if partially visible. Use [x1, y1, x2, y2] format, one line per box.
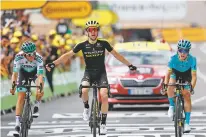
[178, 48, 189, 54]
[87, 27, 98, 32]
[25, 52, 36, 57]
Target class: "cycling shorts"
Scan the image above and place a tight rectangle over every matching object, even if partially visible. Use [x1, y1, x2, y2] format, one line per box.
[170, 68, 191, 91]
[16, 68, 45, 92]
[81, 69, 108, 86]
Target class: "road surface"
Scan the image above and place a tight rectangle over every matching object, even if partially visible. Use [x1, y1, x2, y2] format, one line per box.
[1, 43, 206, 137]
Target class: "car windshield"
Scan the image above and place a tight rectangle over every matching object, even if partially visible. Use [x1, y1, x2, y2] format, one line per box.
[108, 50, 172, 66]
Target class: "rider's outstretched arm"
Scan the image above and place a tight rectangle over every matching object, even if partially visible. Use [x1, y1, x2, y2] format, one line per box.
[110, 49, 131, 66]
[53, 50, 75, 66]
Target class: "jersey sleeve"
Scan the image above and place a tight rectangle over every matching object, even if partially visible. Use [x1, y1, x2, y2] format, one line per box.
[36, 55, 44, 75]
[191, 57, 197, 72]
[73, 43, 82, 53]
[13, 54, 23, 72]
[37, 60, 44, 75]
[103, 40, 113, 52]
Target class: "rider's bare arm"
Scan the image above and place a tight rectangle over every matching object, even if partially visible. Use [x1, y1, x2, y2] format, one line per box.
[11, 72, 18, 84]
[164, 68, 172, 84]
[37, 74, 44, 87]
[191, 71, 197, 89]
[110, 49, 131, 66]
[53, 50, 75, 66]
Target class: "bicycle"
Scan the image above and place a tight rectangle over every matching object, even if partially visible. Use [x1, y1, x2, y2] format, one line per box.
[13, 78, 42, 137]
[79, 82, 110, 137]
[162, 79, 193, 137]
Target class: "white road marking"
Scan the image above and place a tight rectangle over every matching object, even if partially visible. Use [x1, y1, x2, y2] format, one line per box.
[52, 112, 206, 119]
[192, 96, 206, 105]
[197, 67, 206, 83]
[43, 134, 205, 137]
[7, 120, 120, 125]
[3, 124, 206, 129]
[200, 43, 206, 55]
[7, 129, 206, 137]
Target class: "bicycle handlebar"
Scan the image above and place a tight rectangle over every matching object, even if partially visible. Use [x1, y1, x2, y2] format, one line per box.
[166, 83, 191, 86]
[80, 85, 109, 89]
[12, 83, 43, 92]
[161, 82, 194, 95]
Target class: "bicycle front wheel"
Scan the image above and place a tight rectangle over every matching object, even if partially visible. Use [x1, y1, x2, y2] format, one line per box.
[92, 97, 97, 137]
[21, 100, 30, 137]
[175, 97, 183, 137]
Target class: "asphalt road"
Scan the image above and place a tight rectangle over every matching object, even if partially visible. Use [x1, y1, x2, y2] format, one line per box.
[1, 43, 206, 137]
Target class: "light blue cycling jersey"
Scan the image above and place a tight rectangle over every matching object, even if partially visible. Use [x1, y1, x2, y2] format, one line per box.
[168, 54, 197, 73]
[168, 54, 196, 90]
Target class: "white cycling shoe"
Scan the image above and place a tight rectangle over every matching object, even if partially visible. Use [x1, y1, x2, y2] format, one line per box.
[168, 106, 174, 118]
[100, 124, 107, 135]
[83, 108, 89, 121]
[184, 123, 191, 133]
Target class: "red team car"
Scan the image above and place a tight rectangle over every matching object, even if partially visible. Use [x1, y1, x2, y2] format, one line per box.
[103, 41, 173, 110]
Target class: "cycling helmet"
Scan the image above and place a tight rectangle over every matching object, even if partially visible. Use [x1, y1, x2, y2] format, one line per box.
[177, 39, 191, 50]
[21, 41, 36, 53]
[85, 20, 100, 29]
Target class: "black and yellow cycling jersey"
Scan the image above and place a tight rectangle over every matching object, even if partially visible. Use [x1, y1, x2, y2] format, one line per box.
[73, 39, 113, 70]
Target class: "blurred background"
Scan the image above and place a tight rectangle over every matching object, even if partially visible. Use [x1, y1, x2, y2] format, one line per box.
[1, 1, 206, 136]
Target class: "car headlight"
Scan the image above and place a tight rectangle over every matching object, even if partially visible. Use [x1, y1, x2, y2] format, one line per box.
[108, 77, 118, 84]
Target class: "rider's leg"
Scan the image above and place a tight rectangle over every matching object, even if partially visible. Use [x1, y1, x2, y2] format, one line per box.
[15, 90, 26, 126]
[33, 78, 45, 117]
[182, 87, 192, 125]
[81, 81, 90, 108]
[100, 88, 108, 124]
[167, 74, 176, 117]
[81, 80, 90, 121]
[182, 86, 192, 132]
[99, 72, 109, 135]
[99, 87, 108, 135]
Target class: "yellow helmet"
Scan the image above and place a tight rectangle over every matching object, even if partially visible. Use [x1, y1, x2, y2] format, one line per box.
[14, 31, 22, 37]
[66, 39, 73, 45]
[85, 20, 100, 29]
[2, 28, 10, 35]
[59, 39, 65, 46]
[64, 34, 71, 39]
[52, 40, 60, 47]
[31, 34, 38, 41]
[49, 29, 56, 36]
[10, 37, 19, 44]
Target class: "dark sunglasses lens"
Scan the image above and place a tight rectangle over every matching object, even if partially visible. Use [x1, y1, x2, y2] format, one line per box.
[178, 49, 189, 53]
[26, 52, 35, 56]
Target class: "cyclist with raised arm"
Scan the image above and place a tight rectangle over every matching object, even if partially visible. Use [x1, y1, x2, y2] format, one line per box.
[46, 20, 136, 135]
[10, 41, 44, 136]
[163, 39, 197, 133]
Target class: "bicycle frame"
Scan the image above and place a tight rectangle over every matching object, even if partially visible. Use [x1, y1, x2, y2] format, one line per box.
[18, 78, 41, 137]
[80, 83, 109, 137]
[174, 85, 185, 137]
[167, 81, 192, 137]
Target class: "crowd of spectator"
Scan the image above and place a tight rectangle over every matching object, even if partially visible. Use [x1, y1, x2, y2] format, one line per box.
[1, 10, 118, 94]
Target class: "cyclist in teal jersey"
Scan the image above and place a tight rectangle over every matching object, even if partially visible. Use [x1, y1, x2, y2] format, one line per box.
[10, 41, 44, 135]
[163, 39, 197, 133]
